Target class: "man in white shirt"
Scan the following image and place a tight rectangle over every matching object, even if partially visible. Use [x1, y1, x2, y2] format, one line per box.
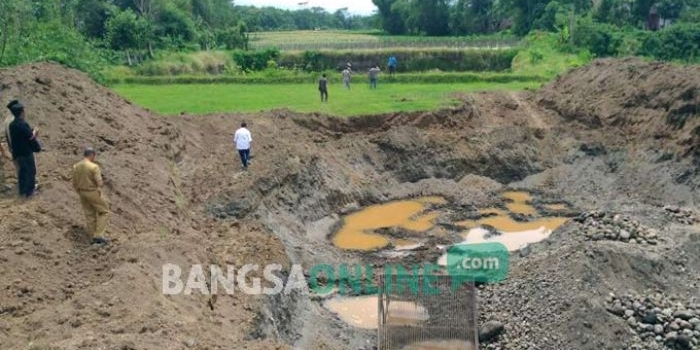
[233, 122, 252, 170]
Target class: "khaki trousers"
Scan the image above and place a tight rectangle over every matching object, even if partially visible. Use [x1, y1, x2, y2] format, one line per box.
[79, 190, 109, 238]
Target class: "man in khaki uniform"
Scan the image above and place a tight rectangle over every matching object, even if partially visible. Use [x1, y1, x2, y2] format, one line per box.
[72, 147, 109, 244]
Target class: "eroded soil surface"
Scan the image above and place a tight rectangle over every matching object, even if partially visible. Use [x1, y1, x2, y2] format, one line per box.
[1, 58, 700, 350]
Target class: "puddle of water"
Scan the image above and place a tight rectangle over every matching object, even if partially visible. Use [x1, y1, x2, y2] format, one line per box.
[324, 296, 429, 329]
[502, 191, 533, 203]
[400, 340, 476, 350]
[454, 191, 568, 251]
[332, 197, 443, 251]
[437, 225, 559, 263]
[544, 203, 568, 211]
[464, 226, 559, 251]
[457, 214, 568, 233]
[502, 191, 537, 216]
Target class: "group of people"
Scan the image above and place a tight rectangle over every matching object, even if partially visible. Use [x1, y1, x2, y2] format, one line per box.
[1, 99, 110, 245]
[0, 98, 255, 246]
[317, 56, 399, 102]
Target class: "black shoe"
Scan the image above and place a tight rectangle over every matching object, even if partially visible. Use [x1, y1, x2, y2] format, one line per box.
[91, 237, 109, 245]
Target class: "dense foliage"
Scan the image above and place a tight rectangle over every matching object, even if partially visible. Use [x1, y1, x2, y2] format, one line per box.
[372, 0, 700, 62]
[0, 0, 374, 73]
[2, 0, 700, 80]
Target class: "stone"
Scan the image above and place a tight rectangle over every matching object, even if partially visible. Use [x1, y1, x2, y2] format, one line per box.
[665, 331, 678, 343]
[676, 335, 692, 349]
[624, 309, 635, 318]
[620, 230, 631, 240]
[646, 229, 658, 239]
[654, 324, 664, 335]
[674, 310, 695, 320]
[689, 317, 700, 326]
[607, 305, 626, 316]
[479, 321, 505, 342]
[627, 317, 637, 326]
[642, 312, 659, 324]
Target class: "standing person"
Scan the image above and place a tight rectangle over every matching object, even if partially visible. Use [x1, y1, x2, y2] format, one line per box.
[233, 122, 252, 170]
[6, 100, 40, 198]
[342, 66, 352, 89]
[72, 147, 110, 245]
[318, 73, 329, 102]
[388, 56, 397, 77]
[369, 65, 381, 89]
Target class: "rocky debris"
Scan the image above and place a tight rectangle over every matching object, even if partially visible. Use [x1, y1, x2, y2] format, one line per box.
[479, 321, 505, 342]
[482, 225, 502, 239]
[574, 211, 659, 245]
[663, 205, 699, 225]
[605, 293, 700, 349]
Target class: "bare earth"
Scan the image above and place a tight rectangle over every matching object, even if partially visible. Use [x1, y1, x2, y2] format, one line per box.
[1, 58, 699, 350]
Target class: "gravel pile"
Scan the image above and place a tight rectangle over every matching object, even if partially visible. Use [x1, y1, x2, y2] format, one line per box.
[605, 293, 700, 349]
[663, 206, 699, 225]
[574, 211, 659, 245]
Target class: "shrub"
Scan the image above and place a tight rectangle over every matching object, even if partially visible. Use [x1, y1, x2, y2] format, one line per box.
[571, 17, 621, 57]
[232, 48, 280, 71]
[279, 48, 519, 72]
[640, 23, 700, 62]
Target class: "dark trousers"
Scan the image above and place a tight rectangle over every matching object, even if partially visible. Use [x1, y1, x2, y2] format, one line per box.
[320, 89, 328, 102]
[238, 149, 250, 168]
[15, 154, 36, 197]
[370, 78, 377, 89]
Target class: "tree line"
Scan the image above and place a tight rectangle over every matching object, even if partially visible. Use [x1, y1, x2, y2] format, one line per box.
[2, 0, 700, 78]
[0, 0, 376, 68]
[372, 0, 700, 36]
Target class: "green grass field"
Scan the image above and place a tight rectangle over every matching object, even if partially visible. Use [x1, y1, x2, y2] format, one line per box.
[113, 81, 539, 116]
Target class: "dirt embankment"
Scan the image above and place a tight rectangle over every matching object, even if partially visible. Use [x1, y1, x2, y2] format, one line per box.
[0, 59, 699, 350]
[537, 58, 700, 159]
[0, 63, 290, 350]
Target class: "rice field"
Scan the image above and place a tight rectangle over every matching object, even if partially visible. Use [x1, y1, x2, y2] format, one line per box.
[248, 30, 518, 51]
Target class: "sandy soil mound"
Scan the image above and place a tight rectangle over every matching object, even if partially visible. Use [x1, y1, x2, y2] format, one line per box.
[537, 57, 700, 159]
[0, 59, 699, 350]
[0, 63, 290, 350]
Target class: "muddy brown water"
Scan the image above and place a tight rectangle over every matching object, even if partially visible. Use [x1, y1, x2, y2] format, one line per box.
[331, 197, 445, 250]
[333, 191, 568, 254]
[324, 296, 430, 330]
[503, 190, 538, 216]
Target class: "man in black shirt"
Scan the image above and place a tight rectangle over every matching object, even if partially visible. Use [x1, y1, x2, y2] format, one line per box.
[318, 74, 328, 102]
[6, 100, 39, 198]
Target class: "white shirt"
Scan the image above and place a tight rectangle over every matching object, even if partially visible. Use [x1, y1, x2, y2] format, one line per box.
[233, 127, 252, 150]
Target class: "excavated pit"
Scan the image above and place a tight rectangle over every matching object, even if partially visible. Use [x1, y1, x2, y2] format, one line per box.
[1, 58, 700, 350]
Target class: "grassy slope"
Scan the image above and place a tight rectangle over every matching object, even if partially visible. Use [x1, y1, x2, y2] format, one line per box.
[113, 81, 538, 116]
